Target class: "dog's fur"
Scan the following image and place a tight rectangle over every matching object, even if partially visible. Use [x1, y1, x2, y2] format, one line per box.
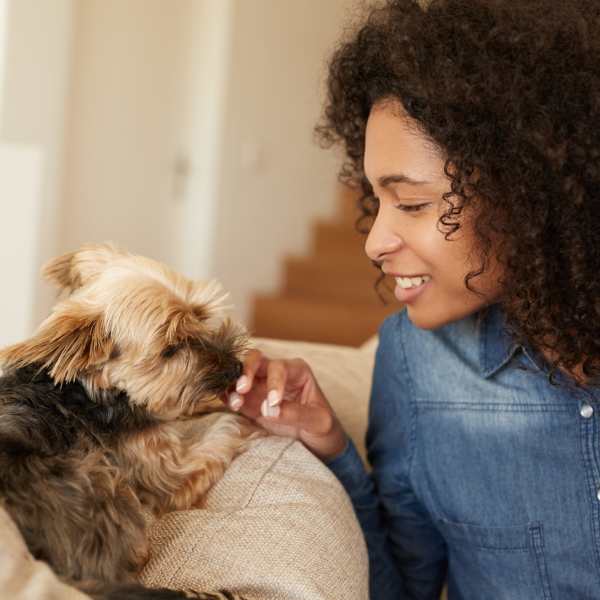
[0, 243, 265, 599]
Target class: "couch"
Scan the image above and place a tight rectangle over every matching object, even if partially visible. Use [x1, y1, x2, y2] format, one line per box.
[0, 335, 448, 599]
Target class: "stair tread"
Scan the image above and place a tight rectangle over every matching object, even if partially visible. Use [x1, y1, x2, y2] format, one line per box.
[250, 293, 399, 346]
[311, 221, 368, 259]
[285, 254, 380, 275]
[254, 293, 393, 309]
[249, 186, 387, 345]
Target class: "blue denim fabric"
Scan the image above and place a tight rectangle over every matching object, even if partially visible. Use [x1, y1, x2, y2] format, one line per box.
[325, 303, 600, 599]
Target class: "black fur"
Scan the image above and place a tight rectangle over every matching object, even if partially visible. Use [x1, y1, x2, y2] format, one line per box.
[0, 364, 157, 459]
[0, 365, 155, 578]
[0, 366, 248, 599]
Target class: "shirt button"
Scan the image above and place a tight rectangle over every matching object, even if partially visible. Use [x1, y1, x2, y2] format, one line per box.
[581, 404, 594, 418]
[597, 489, 600, 502]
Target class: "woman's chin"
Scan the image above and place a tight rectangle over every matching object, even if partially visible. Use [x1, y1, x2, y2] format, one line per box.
[403, 303, 463, 331]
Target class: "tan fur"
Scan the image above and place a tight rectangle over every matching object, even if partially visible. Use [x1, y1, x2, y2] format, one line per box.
[117, 414, 259, 514]
[0, 243, 265, 593]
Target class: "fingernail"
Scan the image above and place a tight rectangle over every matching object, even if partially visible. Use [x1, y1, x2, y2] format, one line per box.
[236, 375, 249, 393]
[229, 392, 243, 411]
[267, 389, 280, 407]
[261, 399, 280, 418]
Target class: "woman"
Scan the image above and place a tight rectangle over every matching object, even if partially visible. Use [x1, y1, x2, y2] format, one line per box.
[227, 0, 600, 597]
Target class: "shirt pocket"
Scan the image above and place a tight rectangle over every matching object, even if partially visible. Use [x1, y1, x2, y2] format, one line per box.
[435, 518, 552, 600]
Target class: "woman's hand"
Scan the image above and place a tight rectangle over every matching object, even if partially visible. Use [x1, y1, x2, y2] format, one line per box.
[227, 349, 349, 461]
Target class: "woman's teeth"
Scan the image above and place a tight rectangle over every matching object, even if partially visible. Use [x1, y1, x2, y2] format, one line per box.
[395, 275, 431, 289]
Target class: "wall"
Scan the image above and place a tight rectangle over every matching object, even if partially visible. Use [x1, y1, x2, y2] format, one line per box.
[60, 0, 237, 280]
[173, 0, 234, 282]
[0, 144, 42, 346]
[213, 0, 358, 323]
[1, 0, 360, 340]
[0, 0, 73, 342]
[61, 0, 358, 325]
[60, 0, 193, 269]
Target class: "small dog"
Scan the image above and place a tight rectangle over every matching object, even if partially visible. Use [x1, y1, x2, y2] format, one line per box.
[0, 243, 265, 599]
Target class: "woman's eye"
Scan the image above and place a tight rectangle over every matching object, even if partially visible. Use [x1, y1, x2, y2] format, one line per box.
[393, 202, 430, 213]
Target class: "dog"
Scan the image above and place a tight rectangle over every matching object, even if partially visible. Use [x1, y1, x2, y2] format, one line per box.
[0, 243, 266, 599]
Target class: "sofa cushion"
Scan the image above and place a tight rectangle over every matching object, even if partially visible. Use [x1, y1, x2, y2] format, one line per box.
[140, 435, 368, 599]
[139, 337, 375, 598]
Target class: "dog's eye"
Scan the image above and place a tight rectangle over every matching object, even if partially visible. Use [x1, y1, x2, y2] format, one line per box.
[161, 345, 180, 359]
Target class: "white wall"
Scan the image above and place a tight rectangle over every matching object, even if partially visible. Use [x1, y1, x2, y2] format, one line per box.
[61, 0, 357, 325]
[1, 0, 359, 339]
[61, 0, 243, 280]
[173, 0, 234, 282]
[0, 0, 74, 340]
[213, 0, 357, 323]
[0, 144, 43, 346]
[61, 0, 193, 269]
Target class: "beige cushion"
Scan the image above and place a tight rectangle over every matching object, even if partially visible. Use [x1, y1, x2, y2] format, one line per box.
[140, 337, 376, 598]
[140, 436, 368, 599]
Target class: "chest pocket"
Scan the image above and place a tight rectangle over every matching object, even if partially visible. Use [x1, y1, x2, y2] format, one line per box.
[435, 518, 553, 600]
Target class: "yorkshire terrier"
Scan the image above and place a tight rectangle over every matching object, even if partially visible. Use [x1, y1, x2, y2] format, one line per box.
[0, 243, 266, 600]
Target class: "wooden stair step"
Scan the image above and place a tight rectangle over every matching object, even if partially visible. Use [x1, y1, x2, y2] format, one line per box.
[283, 255, 395, 304]
[286, 253, 379, 279]
[312, 221, 367, 259]
[250, 294, 399, 347]
[247, 183, 386, 346]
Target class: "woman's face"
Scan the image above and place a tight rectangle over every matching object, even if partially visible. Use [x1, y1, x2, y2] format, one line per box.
[364, 101, 504, 330]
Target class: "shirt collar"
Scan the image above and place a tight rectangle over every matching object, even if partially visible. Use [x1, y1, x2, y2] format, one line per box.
[478, 302, 526, 379]
[477, 302, 600, 389]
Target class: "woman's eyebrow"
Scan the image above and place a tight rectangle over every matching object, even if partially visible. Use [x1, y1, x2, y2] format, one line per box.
[377, 173, 432, 187]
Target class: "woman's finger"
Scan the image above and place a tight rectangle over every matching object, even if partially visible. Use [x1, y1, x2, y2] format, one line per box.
[262, 359, 288, 411]
[235, 348, 265, 395]
[228, 376, 270, 414]
[228, 391, 244, 411]
[261, 398, 333, 436]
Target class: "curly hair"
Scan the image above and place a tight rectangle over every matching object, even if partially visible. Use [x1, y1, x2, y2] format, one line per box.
[314, 0, 600, 389]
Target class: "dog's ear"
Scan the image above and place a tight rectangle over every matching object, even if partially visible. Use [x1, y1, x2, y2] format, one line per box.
[43, 242, 125, 293]
[0, 300, 114, 384]
[163, 309, 204, 345]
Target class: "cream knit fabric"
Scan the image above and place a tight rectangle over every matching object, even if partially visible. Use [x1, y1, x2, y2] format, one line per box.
[139, 338, 374, 599]
[140, 436, 368, 599]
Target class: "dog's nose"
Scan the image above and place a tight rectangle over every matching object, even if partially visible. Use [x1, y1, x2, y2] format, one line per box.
[233, 360, 243, 380]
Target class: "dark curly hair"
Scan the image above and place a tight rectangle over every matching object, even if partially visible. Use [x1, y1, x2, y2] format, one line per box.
[315, 0, 600, 389]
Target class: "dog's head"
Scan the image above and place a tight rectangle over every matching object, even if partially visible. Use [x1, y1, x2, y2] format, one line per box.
[0, 243, 248, 417]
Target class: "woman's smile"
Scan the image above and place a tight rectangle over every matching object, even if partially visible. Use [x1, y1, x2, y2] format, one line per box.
[393, 276, 431, 303]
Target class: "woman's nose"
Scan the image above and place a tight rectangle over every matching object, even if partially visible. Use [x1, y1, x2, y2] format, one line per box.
[364, 211, 403, 262]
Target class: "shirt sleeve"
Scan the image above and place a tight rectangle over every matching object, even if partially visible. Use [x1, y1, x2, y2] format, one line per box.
[326, 312, 448, 600]
[325, 436, 410, 599]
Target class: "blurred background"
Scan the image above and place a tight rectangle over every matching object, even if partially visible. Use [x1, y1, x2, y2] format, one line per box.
[0, 0, 396, 349]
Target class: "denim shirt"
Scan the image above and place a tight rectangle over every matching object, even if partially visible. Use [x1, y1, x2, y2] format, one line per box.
[325, 303, 600, 600]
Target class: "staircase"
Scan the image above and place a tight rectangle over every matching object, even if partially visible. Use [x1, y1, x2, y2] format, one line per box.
[250, 184, 400, 347]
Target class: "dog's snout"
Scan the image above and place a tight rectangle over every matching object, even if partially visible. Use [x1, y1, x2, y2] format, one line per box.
[232, 360, 243, 380]
[219, 359, 244, 392]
